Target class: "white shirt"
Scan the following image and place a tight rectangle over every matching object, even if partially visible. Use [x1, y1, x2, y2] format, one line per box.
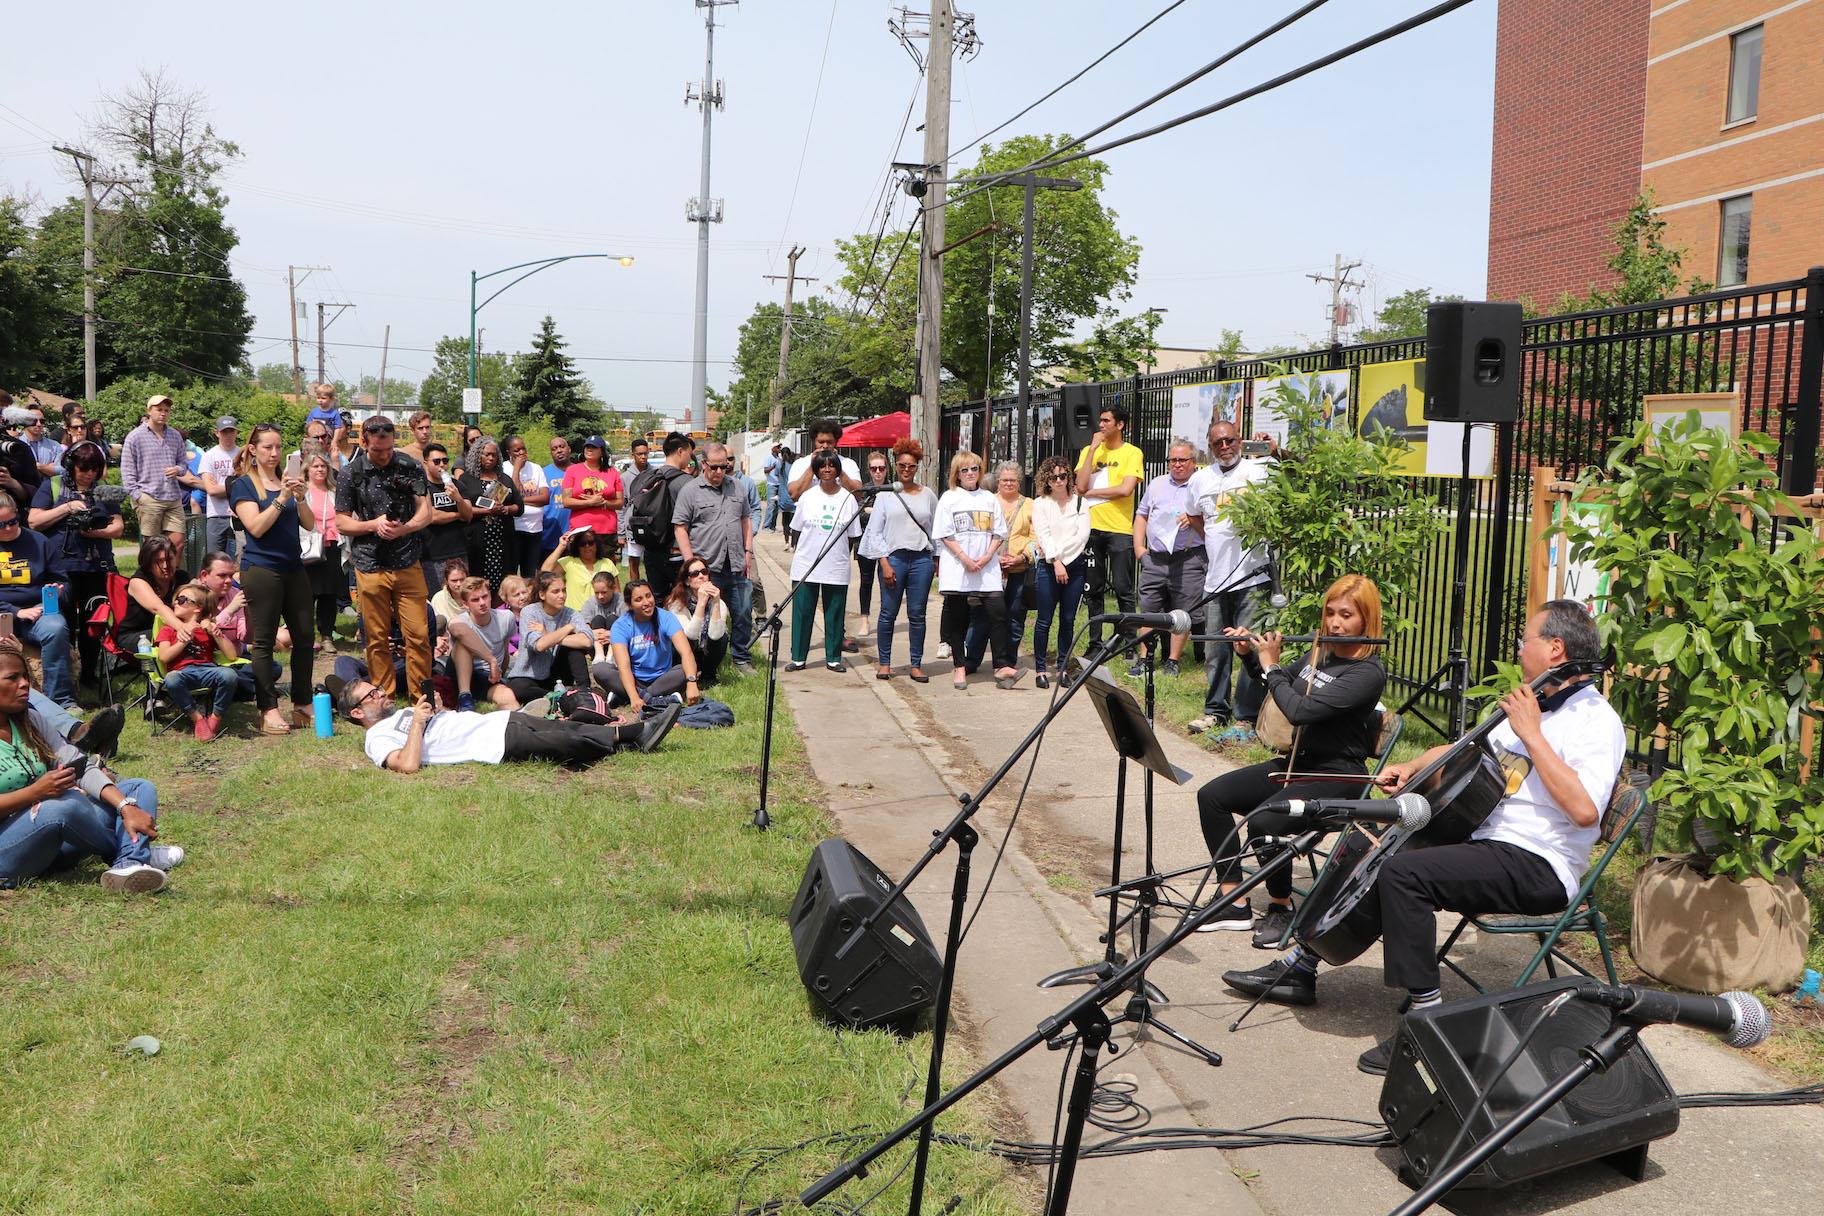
[789, 486, 862, 585]
[511, 462, 546, 533]
[932, 487, 1007, 594]
[789, 453, 860, 488]
[199, 445, 239, 517]
[362, 708, 513, 768]
[1472, 683, 1626, 903]
[1030, 493, 1092, 565]
[1184, 457, 1271, 593]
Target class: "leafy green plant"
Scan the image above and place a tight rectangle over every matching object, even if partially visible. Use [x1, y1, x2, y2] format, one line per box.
[1224, 370, 1449, 637]
[1565, 415, 1824, 880]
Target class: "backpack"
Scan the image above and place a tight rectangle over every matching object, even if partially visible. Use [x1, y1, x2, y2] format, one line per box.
[625, 465, 689, 549]
[556, 687, 615, 725]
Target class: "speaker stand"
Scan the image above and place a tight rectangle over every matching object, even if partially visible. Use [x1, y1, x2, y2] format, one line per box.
[1396, 423, 1488, 740]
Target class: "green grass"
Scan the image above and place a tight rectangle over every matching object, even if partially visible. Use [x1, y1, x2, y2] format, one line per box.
[0, 673, 1025, 1215]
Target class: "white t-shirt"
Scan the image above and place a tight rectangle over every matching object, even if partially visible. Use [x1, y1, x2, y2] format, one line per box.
[932, 487, 1007, 594]
[199, 445, 239, 517]
[1184, 458, 1271, 593]
[513, 462, 545, 534]
[789, 453, 860, 488]
[1472, 683, 1626, 903]
[789, 487, 862, 585]
[362, 708, 513, 768]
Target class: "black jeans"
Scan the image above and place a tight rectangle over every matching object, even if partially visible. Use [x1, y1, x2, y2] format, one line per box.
[1196, 758, 1366, 900]
[240, 563, 315, 711]
[513, 531, 544, 579]
[502, 713, 642, 765]
[593, 661, 687, 705]
[940, 591, 1011, 674]
[504, 647, 592, 706]
[1084, 529, 1134, 646]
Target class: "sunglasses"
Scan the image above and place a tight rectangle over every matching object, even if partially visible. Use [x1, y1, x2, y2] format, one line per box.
[895, 460, 918, 468]
[0, 517, 19, 529]
[1048, 472, 1071, 481]
[429, 457, 448, 465]
[688, 569, 711, 578]
[869, 465, 887, 473]
[703, 463, 731, 471]
[958, 466, 980, 474]
[173, 594, 198, 607]
[1211, 436, 1241, 446]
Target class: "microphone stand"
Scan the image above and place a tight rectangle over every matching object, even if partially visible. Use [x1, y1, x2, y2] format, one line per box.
[802, 827, 1330, 1216]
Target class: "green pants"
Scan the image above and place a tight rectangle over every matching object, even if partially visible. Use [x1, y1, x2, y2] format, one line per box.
[791, 580, 848, 665]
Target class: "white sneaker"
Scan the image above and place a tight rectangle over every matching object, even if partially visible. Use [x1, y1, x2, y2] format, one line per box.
[148, 844, 185, 872]
[100, 863, 167, 894]
[1188, 715, 1222, 734]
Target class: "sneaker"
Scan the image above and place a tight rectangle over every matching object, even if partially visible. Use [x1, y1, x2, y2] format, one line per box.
[1221, 960, 1317, 1006]
[1252, 903, 1296, 950]
[193, 716, 217, 742]
[637, 701, 683, 753]
[100, 863, 167, 894]
[732, 661, 757, 677]
[68, 704, 126, 758]
[1125, 660, 1150, 678]
[1214, 723, 1259, 745]
[1195, 899, 1255, 932]
[1357, 1036, 1396, 1076]
[1187, 715, 1226, 735]
[456, 691, 476, 712]
[148, 844, 186, 872]
[1161, 659, 1182, 677]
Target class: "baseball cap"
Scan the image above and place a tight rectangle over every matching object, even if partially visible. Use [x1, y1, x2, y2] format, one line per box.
[146, 394, 172, 408]
[582, 435, 608, 451]
[215, 416, 238, 432]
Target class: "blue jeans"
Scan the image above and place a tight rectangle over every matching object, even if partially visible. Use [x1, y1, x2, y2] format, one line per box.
[21, 609, 75, 707]
[1203, 586, 1266, 721]
[205, 515, 237, 559]
[161, 664, 241, 714]
[29, 690, 77, 743]
[709, 568, 753, 665]
[1032, 555, 1088, 674]
[966, 571, 1030, 671]
[0, 776, 159, 885]
[763, 492, 780, 531]
[875, 549, 934, 668]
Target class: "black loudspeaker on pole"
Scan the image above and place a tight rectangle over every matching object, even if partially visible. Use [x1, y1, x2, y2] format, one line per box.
[1422, 300, 1522, 424]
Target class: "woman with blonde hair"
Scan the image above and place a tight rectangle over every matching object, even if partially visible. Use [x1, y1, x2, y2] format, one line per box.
[1029, 453, 1091, 689]
[1189, 573, 1388, 947]
[932, 450, 1017, 691]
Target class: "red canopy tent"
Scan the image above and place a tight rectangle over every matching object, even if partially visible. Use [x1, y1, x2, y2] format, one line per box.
[837, 411, 910, 449]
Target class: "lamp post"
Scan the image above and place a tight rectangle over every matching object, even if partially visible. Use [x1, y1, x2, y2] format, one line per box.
[468, 254, 635, 388]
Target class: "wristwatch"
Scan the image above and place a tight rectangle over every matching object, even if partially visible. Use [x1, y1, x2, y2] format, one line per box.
[685, 675, 700, 683]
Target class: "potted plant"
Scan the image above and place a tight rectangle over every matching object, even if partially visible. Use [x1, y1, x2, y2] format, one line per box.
[1566, 415, 1819, 992]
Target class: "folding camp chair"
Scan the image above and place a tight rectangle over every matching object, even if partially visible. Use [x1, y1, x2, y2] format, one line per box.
[84, 573, 150, 711]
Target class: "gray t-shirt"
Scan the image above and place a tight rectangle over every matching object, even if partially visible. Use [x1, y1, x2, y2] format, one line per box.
[449, 606, 515, 665]
[671, 474, 752, 572]
[507, 602, 579, 681]
[861, 487, 938, 556]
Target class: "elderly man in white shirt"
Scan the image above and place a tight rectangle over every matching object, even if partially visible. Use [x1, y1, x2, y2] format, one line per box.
[1183, 418, 1272, 739]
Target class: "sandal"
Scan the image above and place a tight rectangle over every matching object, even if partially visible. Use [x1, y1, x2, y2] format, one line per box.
[260, 719, 292, 736]
[876, 668, 893, 680]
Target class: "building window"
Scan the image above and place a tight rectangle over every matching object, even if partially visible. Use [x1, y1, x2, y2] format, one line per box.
[1718, 195, 1752, 286]
[1726, 24, 1763, 124]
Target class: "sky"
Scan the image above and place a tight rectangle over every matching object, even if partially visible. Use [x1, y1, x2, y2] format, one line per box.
[1, 0, 1498, 415]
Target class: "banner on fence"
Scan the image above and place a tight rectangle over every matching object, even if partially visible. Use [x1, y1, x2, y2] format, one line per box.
[1355, 358, 1495, 478]
[1644, 391, 1739, 439]
[1169, 379, 1246, 461]
[1251, 370, 1350, 448]
[1547, 498, 1612, 613]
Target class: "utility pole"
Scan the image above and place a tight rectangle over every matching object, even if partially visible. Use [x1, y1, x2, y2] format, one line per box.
[314, 301, 356, 387]
[763, 246, 817, 437]
[52, 146, 127, 403]
[376, 324, 391, 410]
[287, 266, 328, 394]
[1002, 174, 1081, 477]
[1307, 254, 1364, 347]
[687, 0, 738, 429]
[914, 0, 954, 472]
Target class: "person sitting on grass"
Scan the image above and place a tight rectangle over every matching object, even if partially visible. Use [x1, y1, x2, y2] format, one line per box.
[428, 556, 471, 633]
[156, 582, 242, 741]
[498, 574, 532, 660]
[594, 578, 701, 714]
[0, 646, 176, 893]
[665, 557, 728, 685]
[332, 676, 680, 773]
[541, 526, 618, 611]
[504, 570, 593, 706]
[445, 575, 519, 712]
[580, 569, 624, 667]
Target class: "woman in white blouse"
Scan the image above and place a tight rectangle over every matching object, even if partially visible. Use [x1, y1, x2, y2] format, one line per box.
[1029, 453, 1093, 689]
[664, 556, 729, 684]
[933, 450, 1017, 691]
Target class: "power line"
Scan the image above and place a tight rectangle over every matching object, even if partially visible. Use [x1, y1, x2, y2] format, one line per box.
[776, 0, 841, 253]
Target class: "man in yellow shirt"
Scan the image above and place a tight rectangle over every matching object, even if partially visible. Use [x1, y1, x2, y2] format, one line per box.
[1075, 404, 1145, 646]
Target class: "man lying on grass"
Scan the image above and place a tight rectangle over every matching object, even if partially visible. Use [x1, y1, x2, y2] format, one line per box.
[330, 674, 681, 773]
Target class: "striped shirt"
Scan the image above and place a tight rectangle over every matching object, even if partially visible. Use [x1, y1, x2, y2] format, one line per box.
[120, 422, 188, 501]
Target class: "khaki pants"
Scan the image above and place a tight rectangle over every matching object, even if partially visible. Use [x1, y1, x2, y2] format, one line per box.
[355, 565, 432, 699]
[132, 495, 185, 539]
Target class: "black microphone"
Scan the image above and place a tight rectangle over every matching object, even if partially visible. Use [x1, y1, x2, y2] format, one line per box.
[1267, 793, 1432, 832]
[1088, 609, 1192, 634]
[1573, 982, 1770, 1048]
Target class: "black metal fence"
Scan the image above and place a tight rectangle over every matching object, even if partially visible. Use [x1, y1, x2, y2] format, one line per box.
[940, 269, 1824, 724]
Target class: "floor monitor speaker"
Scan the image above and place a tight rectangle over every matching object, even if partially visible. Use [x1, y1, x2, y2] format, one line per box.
[789, 839, 942, 1031]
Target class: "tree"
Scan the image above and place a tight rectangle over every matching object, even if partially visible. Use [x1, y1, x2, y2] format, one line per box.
[1202, 328, 1247, 365]
[1055, 309, 1162, 383]
[720, 296, 902, 433]
[1354, 288, 1461, 344]
[0, 196, 59, 391]
[417, 334, 516, 423]
[357, 372, 418, 409]
[500, 316, 597, 436]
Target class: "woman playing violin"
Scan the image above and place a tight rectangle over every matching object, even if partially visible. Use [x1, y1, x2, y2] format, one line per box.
[1193, 573, 1388, 947]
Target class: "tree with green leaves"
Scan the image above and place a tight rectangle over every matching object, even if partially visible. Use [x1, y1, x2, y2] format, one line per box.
[0, 197, 59, 391]
[1202, 328, 1247, 365]
[417, 335, 516, 423]
[498, 316, 595, 436]
[720, 296, 901, 434]
[1354, 288, 1462, 343]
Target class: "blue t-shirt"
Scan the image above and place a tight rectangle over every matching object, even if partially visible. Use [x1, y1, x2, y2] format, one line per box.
[187, 449, 206, 511]
[305, 406, 343, 431]
[610, 607, 684, 685]
[228, 475, 304, 571]
[540, 462, 571, 549]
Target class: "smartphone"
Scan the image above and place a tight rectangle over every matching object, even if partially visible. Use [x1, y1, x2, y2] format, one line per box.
[475, 495, 496, 511]
[1243, 439, 1273, 457]
[285, 452, 304, 480]
[62, 755, 88, 779]
[419, 679, 437, 698]
[0, 613, 13, 640]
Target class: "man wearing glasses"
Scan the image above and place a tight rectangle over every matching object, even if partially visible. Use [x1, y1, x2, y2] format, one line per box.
[0, 493, 80, 711]
[418, 441, 473, 605]
[1184, 418, 1272, 741]
[671, 442, 756, 675]
[334, 417, 433, 702]
[1130, 441, 1208, 677]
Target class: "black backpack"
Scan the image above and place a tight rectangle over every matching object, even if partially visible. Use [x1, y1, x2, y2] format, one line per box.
[626, 464, 688, 549]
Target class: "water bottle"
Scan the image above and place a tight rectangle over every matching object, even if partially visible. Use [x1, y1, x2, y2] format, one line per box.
[136, 633, 153, 661]
[41, 584, 58, 618]
[313, 684, 334, 738]
[548, 679, 566, 716]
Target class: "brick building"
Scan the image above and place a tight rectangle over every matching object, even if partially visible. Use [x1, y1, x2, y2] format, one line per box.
[1488, 0, 1823, 306]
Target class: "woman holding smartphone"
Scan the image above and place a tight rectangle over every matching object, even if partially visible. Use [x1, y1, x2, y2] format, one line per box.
[456, 437, 523, 599]
[229, 423, 316, 736]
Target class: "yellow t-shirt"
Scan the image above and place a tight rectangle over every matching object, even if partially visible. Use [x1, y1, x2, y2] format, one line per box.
[557, 556, 619, 610]
[1077, 441, 1145, 534]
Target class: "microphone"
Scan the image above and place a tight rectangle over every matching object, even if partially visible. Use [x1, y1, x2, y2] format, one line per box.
[1266, 555, 1289, 611]
[1573, 983, 1770, 1048]
[1088, 609, 1192, 634]
[1269, 793, 1432, 832]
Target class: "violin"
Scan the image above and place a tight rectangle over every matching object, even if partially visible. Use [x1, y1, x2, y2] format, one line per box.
[1292, 659, 1606, 968]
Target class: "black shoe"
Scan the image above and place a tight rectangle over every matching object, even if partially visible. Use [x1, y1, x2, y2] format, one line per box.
[1195, 899, 1255, 932]
[1357, 1036, 1396, 1076]
[1221, 960, 1317, 1006]
[69, 703, 126, 759]
[1161, 658, 1181, 676]
[1034, 672, 1050, 690]
[637, 702, 683, 752]
[1251, 903, 1295, 950]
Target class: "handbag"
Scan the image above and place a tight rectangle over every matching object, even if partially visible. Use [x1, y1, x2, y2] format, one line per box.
[1256, 656, 1316, 755]
[299, 526, 325, 564]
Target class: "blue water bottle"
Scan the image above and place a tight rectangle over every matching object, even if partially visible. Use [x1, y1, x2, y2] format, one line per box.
[313, 684, 334, 738]
[41, 584, 58, 618]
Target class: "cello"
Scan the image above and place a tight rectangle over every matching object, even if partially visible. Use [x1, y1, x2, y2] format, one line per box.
[1292, 659, 1606, 967]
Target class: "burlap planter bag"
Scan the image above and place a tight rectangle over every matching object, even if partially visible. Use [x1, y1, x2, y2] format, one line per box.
[1630, 853, 1811, 994]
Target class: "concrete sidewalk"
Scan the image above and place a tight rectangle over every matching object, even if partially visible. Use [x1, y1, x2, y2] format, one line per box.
[749, 528, 1824, 1215]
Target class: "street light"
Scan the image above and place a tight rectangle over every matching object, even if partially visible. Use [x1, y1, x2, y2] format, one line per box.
[468, 254, 635, 388]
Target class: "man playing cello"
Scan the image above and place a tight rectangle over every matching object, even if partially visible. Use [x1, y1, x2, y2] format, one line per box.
[1222, 599, 1625, 1075]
